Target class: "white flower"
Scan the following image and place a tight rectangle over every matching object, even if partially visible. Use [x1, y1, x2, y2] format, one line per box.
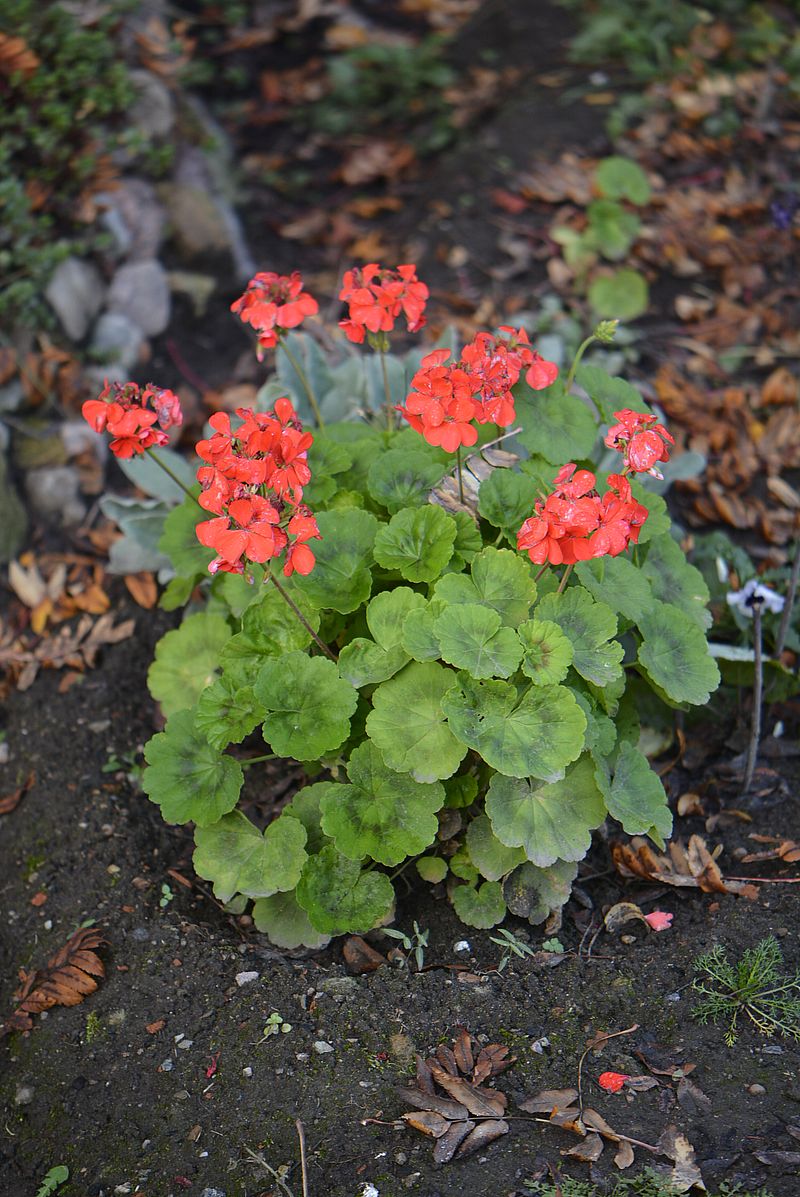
[726, 578, 785, 617]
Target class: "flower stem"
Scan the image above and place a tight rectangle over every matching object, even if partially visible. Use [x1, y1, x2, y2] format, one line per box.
[268, 573, 337, 661]
[379, 346, 394, 432]
[241, 753, 276, 768]
[456, 446, 465, 504]
[742, 598, 763, 795]
[565, 334, 597, 395]
[280, 339, 324, 428]
[774, 538, 800, 659]
[145, 448, 202, 506]
[557, 563, 574, 594]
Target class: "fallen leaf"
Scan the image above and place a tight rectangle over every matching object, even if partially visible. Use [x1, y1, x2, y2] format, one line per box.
[753, 1150, 800, 1166]
[611, 834, 759, 899]
[615, 1140, 636, 1169]
[147, 1019, 166, 1034]
[518, 1088, 579, 1114]
[124, 572, 158, 609]
[3, 927, 106, 1034]
[564, 1132, 605, 1161]
[604, 902, 649, 934]
[456, 1118, 509, 1158]
[401, 1110, 450, 1138]
[656, 1127, 706, 1192]
[433, 1119, 476, 1163]
[676, 1077, 712, 1114]
[343, 935, 387, 974]
[0, 771, 35, 816]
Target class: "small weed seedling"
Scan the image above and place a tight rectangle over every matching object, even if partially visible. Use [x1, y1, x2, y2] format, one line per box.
[384, 922, 429, 970]
[259, 1011, 292, 1042]
[35, 1166, 69, 1197]
[159, 883, 174, 909]
[489, 926, 537, 971]
[693, 936, 800, 1046]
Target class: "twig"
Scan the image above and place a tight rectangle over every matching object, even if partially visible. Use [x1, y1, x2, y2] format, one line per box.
[742, 598, 763, 795]
[775, 538, 800, 659]
[243, 1145, 294, 1197]
[577, 1023, 639, 1115]
[296, 1118, 309, 1197]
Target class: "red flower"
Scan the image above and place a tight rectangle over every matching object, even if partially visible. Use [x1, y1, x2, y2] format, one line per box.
[197, 495, 283, 575]
[598, 1072, 629, 1093]
[339, 263, 429, 344]
[82, 380, 181, 459]
[605, 409, 674, 476]
[525, 354, 559, 391]
[232, 271, 318, 354]
[283, 509, 321, 577]
[398, 349, 480, 453]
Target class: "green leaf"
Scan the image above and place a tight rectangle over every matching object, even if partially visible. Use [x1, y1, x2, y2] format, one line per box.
[596, 741, 672, 845]
[367, 661, 468, 781]
[296, 844, 395, 934]
[143, 709, 243, 826]
[537, 587, 623, 687]
[477, 470, 536, 541]
[373, 505, 457, 582]
[433, 603, 522, 679]
[434, 547, 537, 627]
[195, 676, 264, 751]
[294, 509, 379, 613]
[367, 586, 427, 648]
[637, 602, 720, 706]
[466, 814, 526, 881]
[573, 687, 617, 758]
[193, 811, 308, 902]
[158, 490, 214, 576]
[486, 756, 605, 866]
[586, 199, 640, 260]
[319, 741, 444, 866]
[252, 889, 330, 949]
[159, 574, 197, 611]
[443, 676, 586, 781]
[596, 155, 651, 204]
[417, 856, 448, 883]
[256, 652, 358, 760]
[339, 585, 429, 685]
[515, 380, 598, 465]
[448, 512, 483, 571]
[589, 269, 649, 321]
[642, 533, 712, 631]
[367, 449, 446, 513]
[444, 773, 479, 808]
[451, 881, 506, 929]
[147, 613, 231, 717]
[401, 599, 445, 661]
[282, 783, 334, 855]
[629, 482, 671, 544]
[503, 859, 578, 924]
[574, 365, 649, 426]
[308, 435, 353, 478]
[575, 556, 653, 622]
[449, 847, 479, 882]
[221, 586, 320, 685]
[338, 638, 409, 687]
[518, 618, 574, 685]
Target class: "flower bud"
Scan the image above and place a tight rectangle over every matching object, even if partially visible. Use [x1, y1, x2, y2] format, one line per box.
[593, 319, 619, 344]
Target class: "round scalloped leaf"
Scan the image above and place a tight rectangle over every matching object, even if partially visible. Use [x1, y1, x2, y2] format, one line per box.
[486, 756, 605, 866]
[366, 661, 468, 781]
[220, 587, 320, 686]
[194, 676, 264, 751]
[296, 844, 395, 935]
[147, 613, 231, 717]
[367, 587, 427, 648]
[518, 618, 574, 685]
[575, 364, 649, 425]
[449, 512, 483, 571]
[433, 603, 522, 679]
[516, 383, 598, 465]
[595, 155, 651, 204]
[443, 675, 586, 781]
[589, 269, 649, 321]
[400, 599, 445, 661]
[573, 688, 617, 759]
[319, 741, 444, 866]
[478, 470, 536, 541]
[282, 783, 335, 855]
[641, 533, 712, 631]
[637, 601, 720, 706]
[142, 709, 243, 827]
[537, 587, 623, 688]
[466, 814, 526, 881]
[373, 505, 457, 583]
[193, 810, 308, 902]
[596, 741, 672, 845]
[575, 557, 653, 622]
[444, 773, 479, 809]
[367, 449, 447, 513]
[434, 547, 537, 627]
[451, 881, 506, 929]
[338, 639, 409, 688]
[255, 651, 358, 760]
[294, 509, 379, 613]
[629, 482, 671, 544]
[417, 856, 448, 883]
[252, 889, 331, 949]
[503, 859, 579, 924]
[158, 489, 214, 576]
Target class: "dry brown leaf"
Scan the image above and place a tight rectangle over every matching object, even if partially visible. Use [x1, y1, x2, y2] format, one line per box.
[677, 791, 705, 817]
[0, 32, 40, 78]
[761, 366, 798, 406]
[401, 1110, 451, 1138]
[124, 572, 158, 610]
[656, 1126, 706, 1192]
[518, 1087, 579, 1114]
[741, 835, 800, 865]
[4, 927, 106, 1035]
[455, 1118, 509, 1158]
[615, 1140, 636, 1169]
[0, 771, 35, 816]
[564, 1132, 605, 1162]
[433, 1119, 476, 1163]
[343, 935, 387, 974]
[603, 902, 648, 934]
[611, 834, 759, 899]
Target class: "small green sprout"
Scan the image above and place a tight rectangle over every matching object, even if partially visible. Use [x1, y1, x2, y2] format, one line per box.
[489, 927, 537, 972]
[383, 921, 430, 970]
[259, 1012, 292, 1041]
[693, 935, 800, 1046]
[35, 1165, 69, 1197]
[159, 883, 174, 909]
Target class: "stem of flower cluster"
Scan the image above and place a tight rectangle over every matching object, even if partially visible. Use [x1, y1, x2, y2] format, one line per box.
[280, 339, 325, 428]
[456, 446, 465, 504]
[268, 573, 338, 662]
[774, 538, 800, 659]
[564, 334, 597, 395]
[146, 448, 200, 505]
[379, 347, 394, 432]
[556, 563, 574, 594]
[241, 753, 277, 768]
[742, 599, 763, 795]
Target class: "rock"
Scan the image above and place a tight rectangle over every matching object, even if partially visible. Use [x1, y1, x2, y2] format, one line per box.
[165, 184, 232, 257]
[159, 1058, 174, 1072]
[45, 257, 105, 341]
[14, 1084, 34, 1106]
[747, 1083, 767, 1095]
[97, 179, 167, 261]
[130, 927, 151, 942]
[25, 465, 86, 527]
[108, 261, 170, 336]
[313, 1040, 334, 1054]
[89, 312, 145, 373]
[129, 69, 174, 139]
[318, 977, 359, 1000]
[0, 452, 27, 562]
[235, 971, 259, 987]
[0, 380, 24, 413]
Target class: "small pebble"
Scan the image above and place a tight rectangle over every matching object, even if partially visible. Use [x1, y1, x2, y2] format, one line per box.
[15, 1084, 34, 1106]
[131, 927, 150, 942]
[199, 1189, 225, 1197]
[762, 1045, 783, 1055]
[453, 940, 471, 953]
[242, 1066, 253, 1078]
[314, 1040, 334, 1054]
[159, 1059, 174, 1072]
[235, 971, 259, 987]
[177, 1039, 193, 1050]
[44, 920, 52, 931]
[665, 992, 681, 1003]
[748, 1083, 766, 1095]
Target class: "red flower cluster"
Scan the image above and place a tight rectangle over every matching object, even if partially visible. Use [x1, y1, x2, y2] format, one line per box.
[517, 463, 649, 566]
[339, 263, 428, 344]
[231, 271, 318, 355]
[82, 381, 182, 459]
[398, 329, 560, 453]
[195, 397, 320, 577]
[605, 408, 674, 477]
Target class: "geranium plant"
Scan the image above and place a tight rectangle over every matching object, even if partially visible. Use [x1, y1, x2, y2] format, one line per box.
[86, 265, 719, 948]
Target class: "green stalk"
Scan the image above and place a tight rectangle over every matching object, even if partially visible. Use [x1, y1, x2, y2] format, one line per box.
[456, 445, 465, 504]
[146, 448, 201, 506]
[267, 572, 337, 662]
[379, 346, 394, 431]
[280, 339, 324, 428]
[556, 563, 574, 594]
[564, 333, 597, 395]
